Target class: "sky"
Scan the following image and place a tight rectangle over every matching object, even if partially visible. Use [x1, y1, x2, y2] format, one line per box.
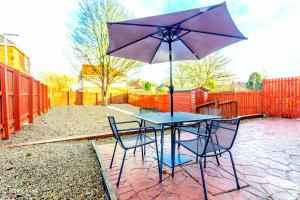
[0, 0, 300, 83]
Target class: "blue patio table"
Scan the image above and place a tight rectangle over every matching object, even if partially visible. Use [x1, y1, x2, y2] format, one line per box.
[133, 112, 221, 182]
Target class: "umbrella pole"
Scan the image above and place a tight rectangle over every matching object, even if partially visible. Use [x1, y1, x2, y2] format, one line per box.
[168, 38, 174, 116]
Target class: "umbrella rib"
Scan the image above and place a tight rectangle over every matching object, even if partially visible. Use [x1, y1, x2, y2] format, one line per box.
[180, 28, 247, 40]
[173, 31, 191, 41]
[149, 40, 163, 64]
[174, 3, 224, 26]
[178, 38, 199, 59]
[107, 29, 166, 55]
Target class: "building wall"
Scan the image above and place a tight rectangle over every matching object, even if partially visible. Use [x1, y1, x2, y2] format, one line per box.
[0, 45, 30, 75]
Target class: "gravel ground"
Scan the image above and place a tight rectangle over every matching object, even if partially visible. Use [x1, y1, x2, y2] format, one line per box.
[0, 104, 140, 200]
[0, 141, 105, 199]
[1, 104, 140, 145]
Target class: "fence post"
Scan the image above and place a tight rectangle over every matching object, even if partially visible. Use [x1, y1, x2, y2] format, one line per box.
[45, 86, 49, 111]
[67, 91, 70, 105]
[37, 81, 41, 115]
[29, 77, 34, 123]
[1, 66, 10, 139]
[214, 101, 219, 109]
[41, 84, 45, 113]
[234, 100, 238, 117]
[14, 70, 21, 131]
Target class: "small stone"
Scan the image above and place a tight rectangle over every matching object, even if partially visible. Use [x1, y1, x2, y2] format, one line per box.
[85, 192, 91, 196]
[6, 166, 14, 171]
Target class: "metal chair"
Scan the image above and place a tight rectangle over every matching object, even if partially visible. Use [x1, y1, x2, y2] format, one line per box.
[177, 118, 241, 200]
[133, 107, 170, 155]
[176, 108, 222, 159]
[107, 116, 160, 187]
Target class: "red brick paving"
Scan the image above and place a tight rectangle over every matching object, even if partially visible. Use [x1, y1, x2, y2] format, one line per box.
[96, 118, 300, 200]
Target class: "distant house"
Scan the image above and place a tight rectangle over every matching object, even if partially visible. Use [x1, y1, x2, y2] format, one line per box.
[0, 35, 30, 75]
[77, 64, 127, 92]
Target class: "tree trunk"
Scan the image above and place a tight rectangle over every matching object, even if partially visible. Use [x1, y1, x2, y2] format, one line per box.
[101, 80, 108, 106]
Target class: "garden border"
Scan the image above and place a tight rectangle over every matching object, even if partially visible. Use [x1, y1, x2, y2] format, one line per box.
[91, 140, 117, 200]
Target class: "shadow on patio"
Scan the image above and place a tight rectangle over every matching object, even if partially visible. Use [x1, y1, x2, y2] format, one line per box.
[94, 118, 300, 200]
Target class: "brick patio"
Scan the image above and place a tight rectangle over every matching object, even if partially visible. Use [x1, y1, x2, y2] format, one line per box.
[95, 118, 300, 200]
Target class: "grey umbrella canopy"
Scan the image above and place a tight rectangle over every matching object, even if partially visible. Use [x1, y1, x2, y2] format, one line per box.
[106, 2, 246, 116]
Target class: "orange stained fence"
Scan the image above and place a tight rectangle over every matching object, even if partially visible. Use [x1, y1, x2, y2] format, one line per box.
[208, 91, 263, 117]
[0, 62, 50, 140]
[128, 90, 198, 113]
[263, 77, 300, 118]
[49, 90, 129, 106]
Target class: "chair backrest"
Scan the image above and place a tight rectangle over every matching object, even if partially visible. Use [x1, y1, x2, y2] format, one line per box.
[203, 118, 241, 154]
[107, 116, 123, 145]
[203, 107, 209, 114]
[208, 108, 222, 116]
[140, 107, 159, 114]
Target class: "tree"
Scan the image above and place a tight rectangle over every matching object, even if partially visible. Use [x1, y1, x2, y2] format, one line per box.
[246, 72, 264, 90]
[173, 53, 233, 90]
[40, 72, 76, 91]
[173, 62, 189, 88]
[69, 0, 141, 105]
[144, 82, 152, 91]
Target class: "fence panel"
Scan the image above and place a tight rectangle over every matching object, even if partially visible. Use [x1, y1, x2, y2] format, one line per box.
[19, 74, 30, 125]
[0, 62, 49, 140]
[208, 91, 263, 117]
[263, 77, 300, 118]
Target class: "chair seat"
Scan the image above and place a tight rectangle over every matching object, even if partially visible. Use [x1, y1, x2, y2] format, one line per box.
[177, 126, 206, 135]
[121, 134, 155, 149]
[179, 138, 225, 156]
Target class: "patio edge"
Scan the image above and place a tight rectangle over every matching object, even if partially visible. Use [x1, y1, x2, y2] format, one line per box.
[91, 140, 118, 200]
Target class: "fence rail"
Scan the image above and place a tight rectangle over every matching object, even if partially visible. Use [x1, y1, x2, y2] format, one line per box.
[0, 63, 50, 140]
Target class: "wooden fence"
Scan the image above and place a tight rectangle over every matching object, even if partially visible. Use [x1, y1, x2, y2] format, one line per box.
[207, 77, 300, 118]
[49, 90, 128, 106]
[49, 77, 300, 119]
[128, 89, 202, 113]
[0, 63, 50, 140]
[208, 91, 263, 117]
[263, 77, 300, 118]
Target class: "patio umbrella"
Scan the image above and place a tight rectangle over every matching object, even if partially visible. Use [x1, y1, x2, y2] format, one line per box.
[106, 2, 246, 116]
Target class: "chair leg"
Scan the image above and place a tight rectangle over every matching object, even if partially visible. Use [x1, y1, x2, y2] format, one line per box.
[143, 134, 146, 156]
[199, 158, 208, 200]
[228, 151, 240, 189]
[110, 141, 117, 169]
[196, 135, 200, 162]
[117, 150, 127, 187]
[154, 140, 161, 178]
[209, 135, 220, 166]
[133, 134, 140, 155]
[177, 129, 181, 148]
[140, 138, 144, 162]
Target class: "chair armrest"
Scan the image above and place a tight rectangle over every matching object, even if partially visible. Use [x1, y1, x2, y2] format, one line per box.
[115, 120, 141, 127]
[118, 126, 156, 133]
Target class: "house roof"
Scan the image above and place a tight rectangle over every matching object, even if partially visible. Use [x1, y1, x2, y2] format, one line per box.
[0, 35, 15, 45]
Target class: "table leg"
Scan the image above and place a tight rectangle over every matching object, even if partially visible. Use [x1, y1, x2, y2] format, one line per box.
[159, 124, 164, 182]
[171, 125, 175, 177]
